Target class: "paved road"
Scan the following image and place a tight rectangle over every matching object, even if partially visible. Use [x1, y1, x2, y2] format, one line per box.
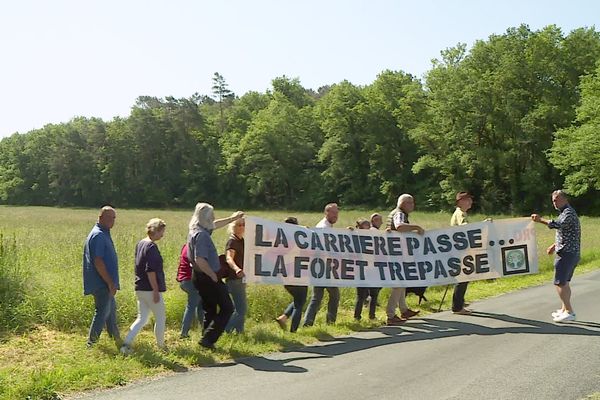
[74, 271, 600, 400]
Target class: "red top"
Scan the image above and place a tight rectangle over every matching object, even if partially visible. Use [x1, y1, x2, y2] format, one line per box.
[176, 243, 192, 282]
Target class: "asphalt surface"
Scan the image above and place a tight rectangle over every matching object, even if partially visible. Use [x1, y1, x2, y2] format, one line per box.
[73, 270, 600, 400]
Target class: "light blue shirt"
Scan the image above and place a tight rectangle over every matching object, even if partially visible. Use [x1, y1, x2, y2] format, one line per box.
[83, 223, 119, 295]
[188, 227, 220, 272]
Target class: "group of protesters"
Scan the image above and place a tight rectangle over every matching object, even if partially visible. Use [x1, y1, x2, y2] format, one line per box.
[83, 203, 245, 352]
[82, 189, 580, 352]
[275, 192, 475, 330]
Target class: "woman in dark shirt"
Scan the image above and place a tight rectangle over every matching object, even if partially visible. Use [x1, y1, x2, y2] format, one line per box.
[120, 218, 167, 354]
[225, 218, 246, 333]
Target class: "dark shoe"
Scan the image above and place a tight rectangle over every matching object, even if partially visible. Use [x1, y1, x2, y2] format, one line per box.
[401, 309, 420, 319]
[386, 315, 406, 326]
[199, 340, 216, 351]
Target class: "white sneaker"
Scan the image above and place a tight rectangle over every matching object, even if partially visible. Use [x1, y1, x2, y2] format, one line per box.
[553, 312, 576, 322]
[551, 309, 565, 318]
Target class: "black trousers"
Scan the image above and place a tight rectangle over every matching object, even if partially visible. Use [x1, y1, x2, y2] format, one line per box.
[194, 273, 234, 345]
[452, 282, 469, 312]
[283, 285, 308, 333]
[354, 287, 381, 320]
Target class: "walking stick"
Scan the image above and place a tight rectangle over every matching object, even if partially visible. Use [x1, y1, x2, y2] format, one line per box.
[437, 285, 450, 312]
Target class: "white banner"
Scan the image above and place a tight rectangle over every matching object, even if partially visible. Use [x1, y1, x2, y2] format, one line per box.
[244, 216, 538, 287]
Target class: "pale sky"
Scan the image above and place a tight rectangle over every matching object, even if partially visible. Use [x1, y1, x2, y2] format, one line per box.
[0, 0, 597, 137]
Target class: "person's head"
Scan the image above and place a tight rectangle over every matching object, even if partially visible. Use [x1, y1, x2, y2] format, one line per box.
[552, 190, 569, 210]
[370, 213, 383, 229]
[324, 203, 339, 224]
[356, 218, 371, 230]
[189, 202, 215, 232]
[147, 218, 166, 241]
[98, 206, 116, 229]
[455, 191, 473, 212]
[228, 217, 245, 238]
[397, 194, 415, 213]
[284, 216, 299, 225]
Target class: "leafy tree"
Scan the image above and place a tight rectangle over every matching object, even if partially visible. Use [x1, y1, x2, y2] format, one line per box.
[0, 134, 26, 203]
[363, 70, 427, 206]
[218, 91, 271, 206]
[237, 93, 321, 207]
[212, 72, 235, 134]
[46, 118, 107, 206]
[550, 63, 600, 197]
[101, 96, 218, 207]
[316, 81, 372, 205]
[412, 25, 600, 213]
[13, 127, 55, 205]
[315, 73, 426, 207]
[271, 76, 314, 108]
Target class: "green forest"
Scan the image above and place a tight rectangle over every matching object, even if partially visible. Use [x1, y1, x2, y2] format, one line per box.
[1, 24, 600, 214]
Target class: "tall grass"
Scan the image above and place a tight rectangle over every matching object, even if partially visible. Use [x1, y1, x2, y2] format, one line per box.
[0, 232, 35, 335]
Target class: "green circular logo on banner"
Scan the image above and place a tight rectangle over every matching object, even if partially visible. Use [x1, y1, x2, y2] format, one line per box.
[506, 250, 525, 270]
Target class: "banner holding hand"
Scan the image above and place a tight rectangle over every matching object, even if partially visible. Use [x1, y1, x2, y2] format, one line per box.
[244, 216, 538, 288]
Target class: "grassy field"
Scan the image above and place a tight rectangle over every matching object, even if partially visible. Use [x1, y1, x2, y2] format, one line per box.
[0, 205, 599, 400]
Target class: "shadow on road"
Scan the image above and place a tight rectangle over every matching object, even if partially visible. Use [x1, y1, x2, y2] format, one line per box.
[96, 342, 210, 373]
[232, 311, 600, 373]
[123, 343, 193, 372]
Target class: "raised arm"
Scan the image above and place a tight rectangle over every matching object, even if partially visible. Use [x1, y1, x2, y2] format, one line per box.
[214, 211, 245, 230]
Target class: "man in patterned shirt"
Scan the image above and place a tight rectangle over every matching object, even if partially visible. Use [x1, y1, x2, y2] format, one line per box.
[531, 190, 581, 322]
[385, 194, 425, 326]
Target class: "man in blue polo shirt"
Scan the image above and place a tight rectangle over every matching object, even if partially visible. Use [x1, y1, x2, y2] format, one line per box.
[83, 206, 121, 347]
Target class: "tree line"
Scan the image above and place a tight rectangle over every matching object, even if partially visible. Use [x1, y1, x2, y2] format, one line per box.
[1, 24, 600, 214]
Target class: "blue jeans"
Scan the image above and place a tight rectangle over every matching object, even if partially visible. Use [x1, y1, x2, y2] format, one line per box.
[225, 278, 247, 333]
[87, 286, 120, 345]
[283, 285, 308, 332]
[179, 279, 204, 337]
[303, 286, 340, 326]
